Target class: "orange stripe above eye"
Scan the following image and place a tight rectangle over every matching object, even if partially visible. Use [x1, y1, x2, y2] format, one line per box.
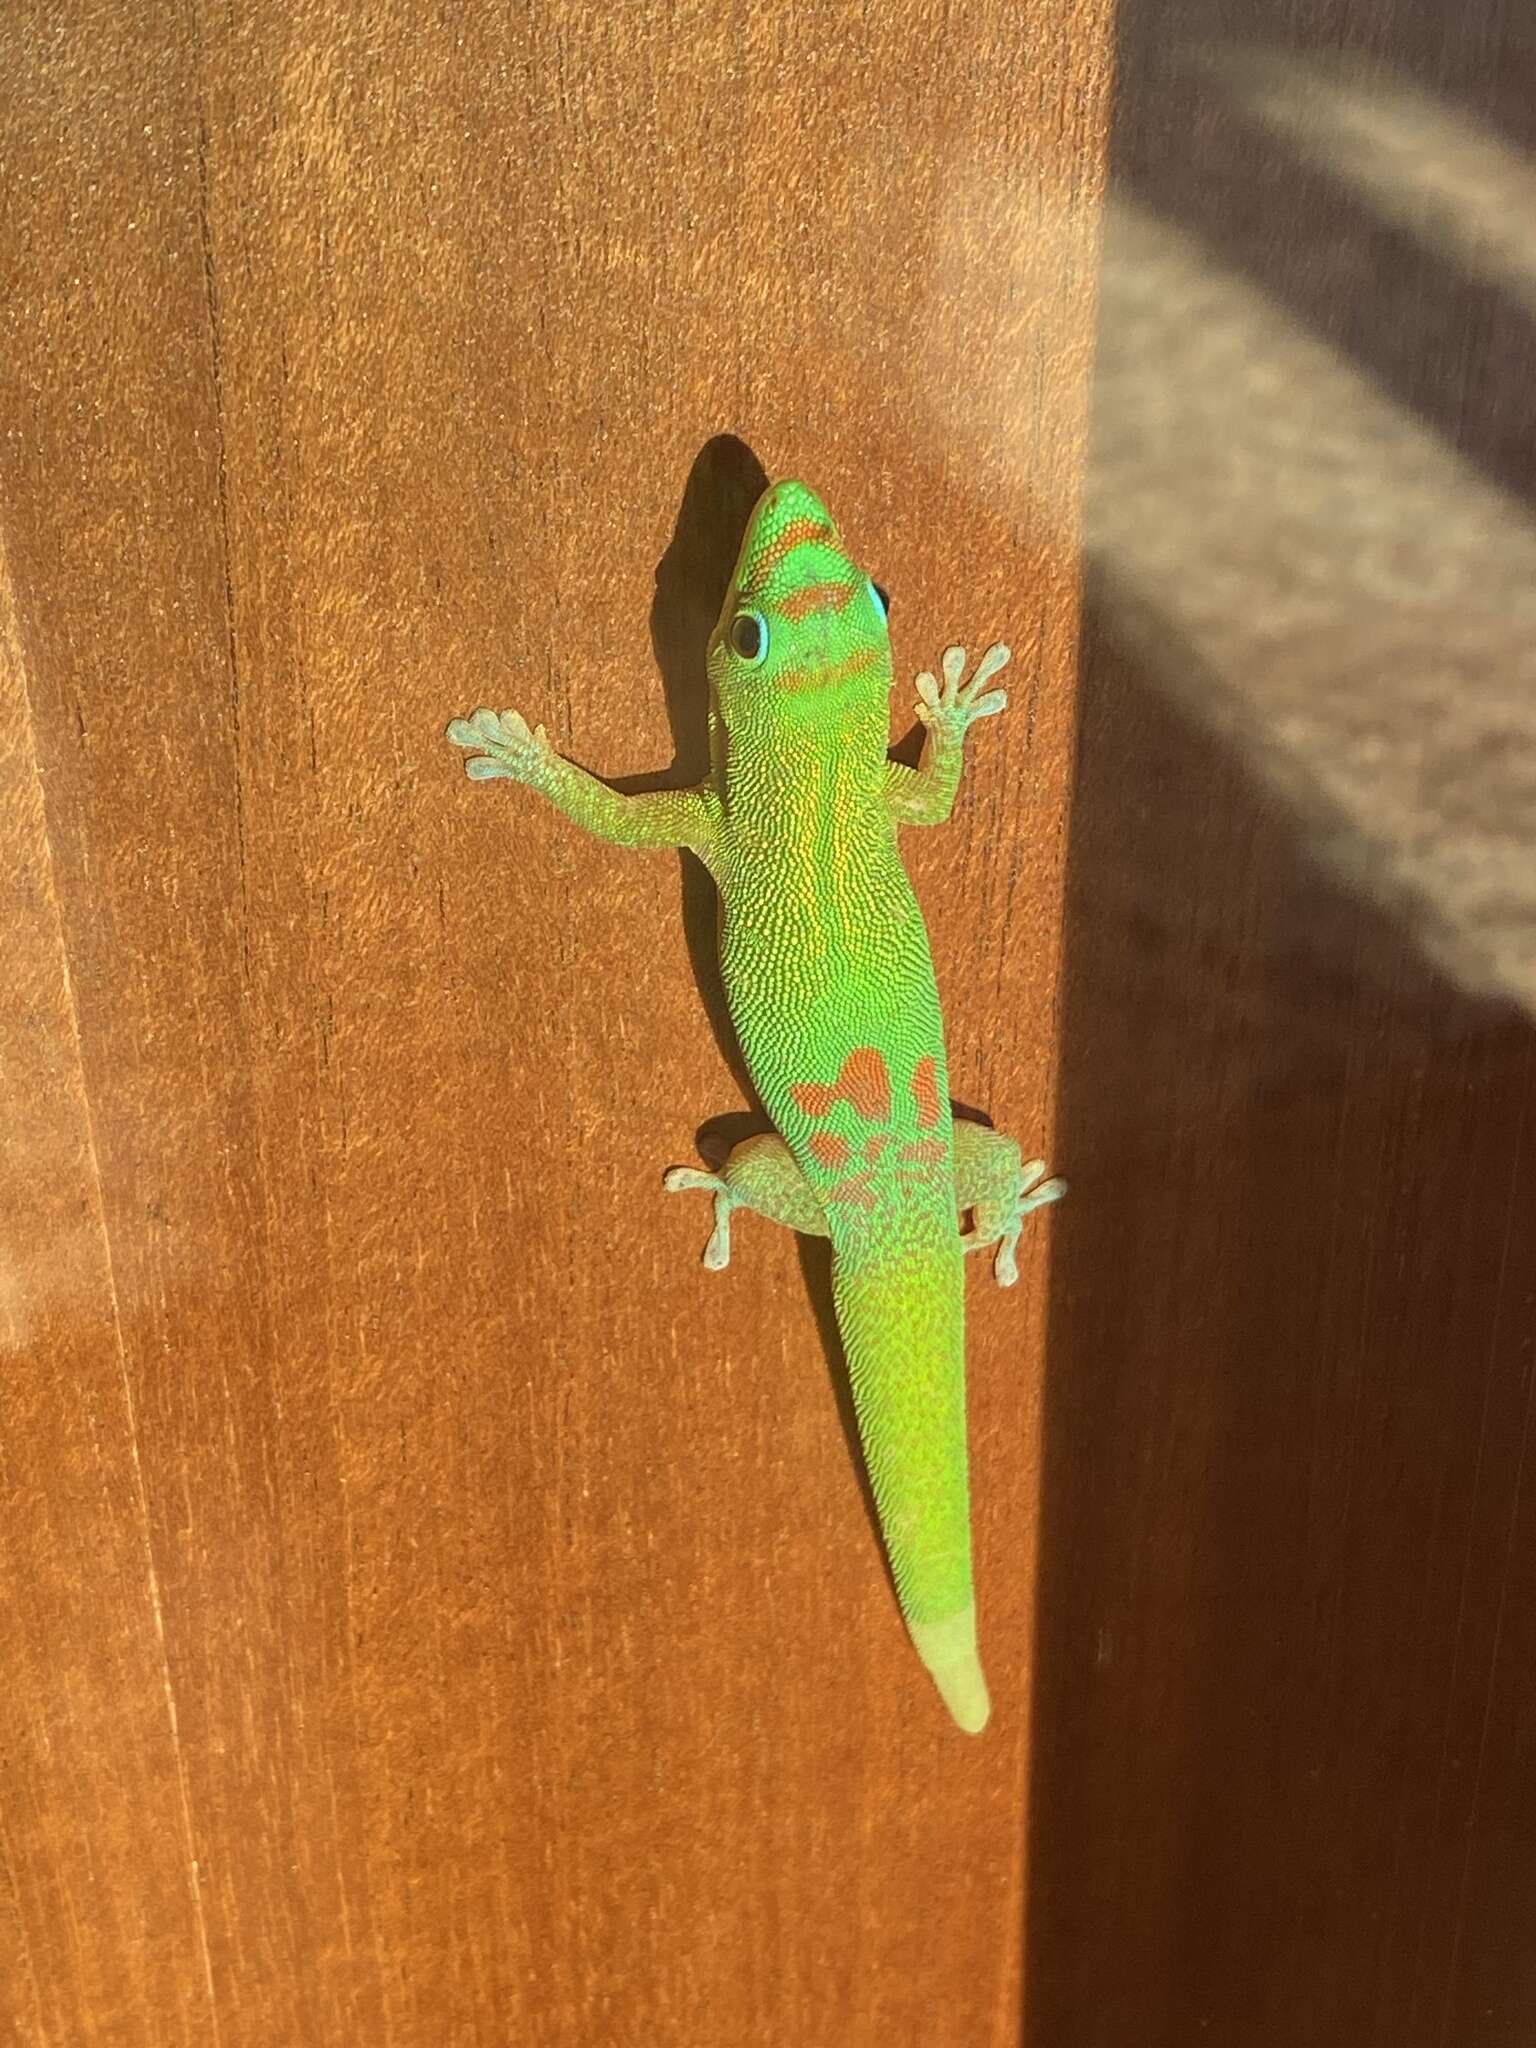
[780, 580, 856, 620]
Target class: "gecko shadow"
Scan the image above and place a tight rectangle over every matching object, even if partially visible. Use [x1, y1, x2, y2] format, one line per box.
[611, 434, 765, 1105]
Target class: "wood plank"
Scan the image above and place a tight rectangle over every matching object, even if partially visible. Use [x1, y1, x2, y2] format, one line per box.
[0, 2, 1113, 2041]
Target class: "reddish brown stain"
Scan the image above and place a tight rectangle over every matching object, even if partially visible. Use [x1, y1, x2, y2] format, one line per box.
[780, 580, 855, 620]
[809, 1132, 851, 1169]
[790, 1047, 891, 1125]
[911, 1055, 942, 1129]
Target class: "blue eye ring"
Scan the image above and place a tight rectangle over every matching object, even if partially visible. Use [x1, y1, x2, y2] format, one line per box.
[867, 578, 889, 621]
[728, 609, 769, 665]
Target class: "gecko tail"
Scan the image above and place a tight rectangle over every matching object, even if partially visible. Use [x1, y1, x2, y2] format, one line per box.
[909, 1605, 991, 1735]
[828, 1226, 989, 1734]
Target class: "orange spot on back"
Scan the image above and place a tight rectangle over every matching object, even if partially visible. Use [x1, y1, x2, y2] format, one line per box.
[809, 1132, 851, 1169]
[792, 1048, 890, 1123]
[825, 1176, 877, 1211]
[863, 1133, 891, 1163]
[780, 580, 856, 621]
[911, 1055, 942, 1129]
[841, 1048, 891, 1121]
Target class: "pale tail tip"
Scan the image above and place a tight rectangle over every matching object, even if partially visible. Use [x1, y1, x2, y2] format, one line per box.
[935, 1658, 991, 1735]
[909, 1607, 992, 1735]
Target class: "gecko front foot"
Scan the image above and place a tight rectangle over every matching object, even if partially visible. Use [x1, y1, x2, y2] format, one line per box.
[445, 706, 557, 789]
[913, 643, 1011, 743]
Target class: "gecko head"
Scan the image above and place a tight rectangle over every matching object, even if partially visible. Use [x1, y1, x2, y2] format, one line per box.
[708, 480, 893, 731]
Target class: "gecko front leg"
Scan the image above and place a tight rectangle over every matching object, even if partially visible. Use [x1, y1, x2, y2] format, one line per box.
[447, 706, 718, 859]
[884, 643, 1010, 827]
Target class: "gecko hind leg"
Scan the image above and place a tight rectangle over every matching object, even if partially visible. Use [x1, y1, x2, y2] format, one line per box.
[667, 1125, 1063, 1284]
[664, 1133, 828, 1271]
[954, 1122, 1067, 1289]
[661, 1169, 736, 1270]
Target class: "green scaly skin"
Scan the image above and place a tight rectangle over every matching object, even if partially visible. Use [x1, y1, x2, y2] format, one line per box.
[446, 480, 1065, 1733]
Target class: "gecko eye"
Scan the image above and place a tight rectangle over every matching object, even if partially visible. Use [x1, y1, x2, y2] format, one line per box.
[867, 580, 889, 622]
[728, 609, 769, 665]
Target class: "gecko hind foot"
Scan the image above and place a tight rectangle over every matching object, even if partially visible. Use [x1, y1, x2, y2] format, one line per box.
[986, 1164, 1068, 1288]
[664, 1133, 827, 1273]
[662, 1166, 734, 1270]
[955, 1128, 1067, 1289]
[1018, 1158, 1069, 1215]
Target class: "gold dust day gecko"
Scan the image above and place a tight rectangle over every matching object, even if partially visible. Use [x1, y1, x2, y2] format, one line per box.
[446, 480, 1065, 1733]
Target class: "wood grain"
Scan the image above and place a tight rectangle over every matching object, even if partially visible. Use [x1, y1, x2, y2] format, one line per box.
[0, 3, 1111, 2042]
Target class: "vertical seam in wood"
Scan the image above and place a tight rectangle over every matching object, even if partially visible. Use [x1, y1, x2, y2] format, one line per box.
[189, 0, 250, 983]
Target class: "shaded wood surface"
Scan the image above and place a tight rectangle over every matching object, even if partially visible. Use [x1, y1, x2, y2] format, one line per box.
[0, 4, 1111, 2043]
[1030, 1, 1536, 2044]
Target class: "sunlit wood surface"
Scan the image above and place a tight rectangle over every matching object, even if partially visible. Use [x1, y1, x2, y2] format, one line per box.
[0, 3, 1111, 2042]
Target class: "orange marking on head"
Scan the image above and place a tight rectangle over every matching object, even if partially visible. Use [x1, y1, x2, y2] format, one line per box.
[809, 1132, 851, 1169]
[911, 1055, 942, 1129]
[790, 1048, 891, 1125]
[773, 644, 883, 695]
[745, 516, 837, 589]
[780, 580, 856, 621]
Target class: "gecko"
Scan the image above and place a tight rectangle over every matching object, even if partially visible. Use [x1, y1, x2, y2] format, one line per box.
[446, 480, 1065, 1733]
